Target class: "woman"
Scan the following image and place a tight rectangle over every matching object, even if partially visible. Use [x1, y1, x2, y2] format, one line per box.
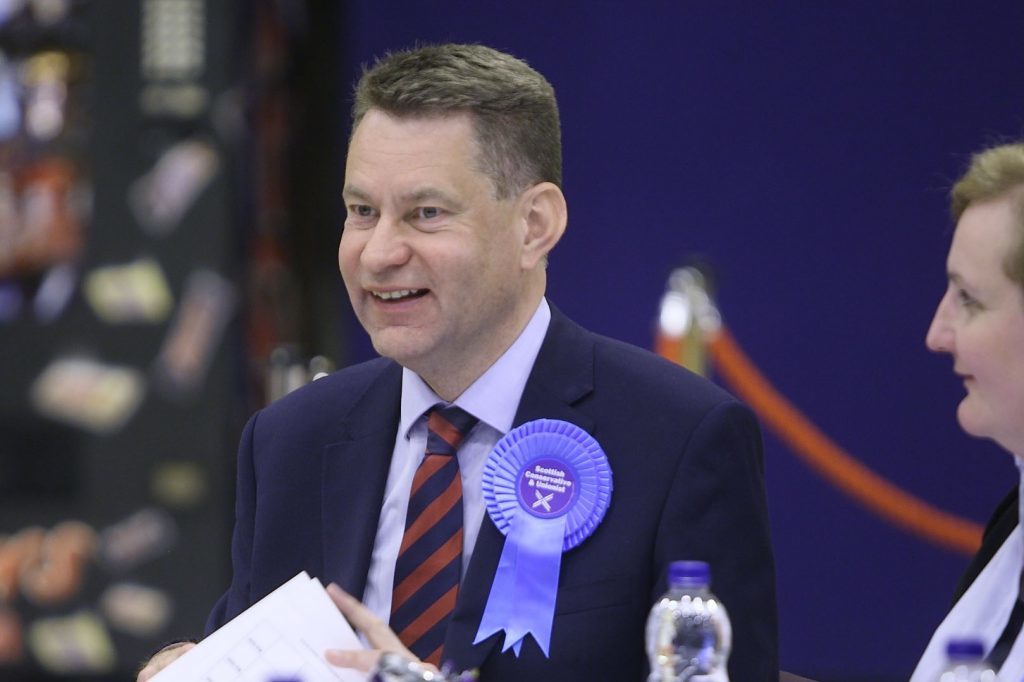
[911, 141, 1024, 680]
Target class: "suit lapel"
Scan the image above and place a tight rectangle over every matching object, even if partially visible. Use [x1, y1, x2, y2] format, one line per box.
[321, 362, 403, 600]
[445, 305, 596, 670]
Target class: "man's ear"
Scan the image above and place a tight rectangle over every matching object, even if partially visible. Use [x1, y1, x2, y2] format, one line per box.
[518, 182, 567, 270]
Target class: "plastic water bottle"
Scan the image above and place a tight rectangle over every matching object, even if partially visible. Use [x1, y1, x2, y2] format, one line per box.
[937, 639, 996, 681]
[646, 560, 732, 681]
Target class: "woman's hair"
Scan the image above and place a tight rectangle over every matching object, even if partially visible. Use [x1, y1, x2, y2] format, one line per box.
[951, 143, 1024, 289]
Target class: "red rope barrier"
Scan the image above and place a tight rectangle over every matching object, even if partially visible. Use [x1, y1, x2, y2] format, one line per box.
[661, 327, 982, 556]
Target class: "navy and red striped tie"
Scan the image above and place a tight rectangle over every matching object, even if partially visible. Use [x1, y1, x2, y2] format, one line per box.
[390, 405, 478, 667]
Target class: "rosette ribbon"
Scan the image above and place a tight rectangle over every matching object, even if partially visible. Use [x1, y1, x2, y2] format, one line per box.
[473, 419, 612, 657]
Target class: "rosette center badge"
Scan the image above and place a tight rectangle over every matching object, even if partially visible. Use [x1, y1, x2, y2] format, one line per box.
[518, 459, 579, 519]
[474, 419, 613, 657]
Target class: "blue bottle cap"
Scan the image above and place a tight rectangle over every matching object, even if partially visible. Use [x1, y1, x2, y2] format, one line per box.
[945, 638, 985, 660]
[667, 560, 710, 587]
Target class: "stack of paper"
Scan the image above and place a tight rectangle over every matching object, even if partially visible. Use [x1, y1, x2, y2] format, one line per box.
[153, 572, 366, 682]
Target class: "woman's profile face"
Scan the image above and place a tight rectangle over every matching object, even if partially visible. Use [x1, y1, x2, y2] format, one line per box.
[926, 192, 1024, 456]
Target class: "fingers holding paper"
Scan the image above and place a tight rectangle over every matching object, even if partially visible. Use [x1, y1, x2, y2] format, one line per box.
[324, 582, 429, 673]
[136, 641, 195, 682]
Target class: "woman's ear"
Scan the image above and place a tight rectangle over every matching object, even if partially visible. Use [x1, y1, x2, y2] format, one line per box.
[519, 182, 568, 270]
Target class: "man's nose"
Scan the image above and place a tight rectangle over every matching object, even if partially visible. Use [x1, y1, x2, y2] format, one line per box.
[361, 217, 411, 271]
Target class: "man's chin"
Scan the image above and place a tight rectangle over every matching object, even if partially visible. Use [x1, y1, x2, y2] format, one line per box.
[369, 334, 432, 368]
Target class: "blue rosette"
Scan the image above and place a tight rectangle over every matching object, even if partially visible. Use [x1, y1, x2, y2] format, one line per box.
[473, 419, 613, 657]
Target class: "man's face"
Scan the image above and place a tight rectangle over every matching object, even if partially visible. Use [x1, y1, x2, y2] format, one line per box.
[340, 109, 535, 388]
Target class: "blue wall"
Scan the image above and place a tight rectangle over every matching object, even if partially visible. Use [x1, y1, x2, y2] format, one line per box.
[337, 3, 1024, 679]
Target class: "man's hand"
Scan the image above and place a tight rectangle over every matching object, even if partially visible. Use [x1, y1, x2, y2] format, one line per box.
[324, 583, 428, 673]
[136, 641, 196, 681]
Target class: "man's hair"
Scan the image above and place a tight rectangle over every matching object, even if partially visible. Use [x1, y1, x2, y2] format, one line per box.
[951, 142, 1024, 290]
[351, 43, 561, 199]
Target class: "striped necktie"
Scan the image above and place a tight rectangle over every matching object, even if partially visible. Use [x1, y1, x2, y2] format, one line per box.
[390, 405, 478, 667]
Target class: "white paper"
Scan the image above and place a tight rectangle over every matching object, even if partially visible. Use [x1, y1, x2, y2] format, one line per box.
[153, 572, 367, 682]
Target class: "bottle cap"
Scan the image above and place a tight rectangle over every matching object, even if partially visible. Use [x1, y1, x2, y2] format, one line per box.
[667, 560, 710, 587]
[945, 638, 985, 660]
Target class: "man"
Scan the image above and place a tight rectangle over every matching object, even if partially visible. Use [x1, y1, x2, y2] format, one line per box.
[140, 43, 777, 681]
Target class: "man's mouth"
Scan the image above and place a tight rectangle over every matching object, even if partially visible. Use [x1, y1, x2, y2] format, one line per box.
[371, 289, 428, 302]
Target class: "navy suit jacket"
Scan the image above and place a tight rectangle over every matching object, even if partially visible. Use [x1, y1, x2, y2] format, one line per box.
[207, 306, 779, 680]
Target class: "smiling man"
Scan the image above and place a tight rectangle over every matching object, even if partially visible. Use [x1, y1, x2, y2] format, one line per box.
[138, 43, 778, 682]
[339, 108, 560, 402]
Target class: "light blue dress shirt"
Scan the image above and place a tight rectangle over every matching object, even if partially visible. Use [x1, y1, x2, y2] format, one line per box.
[361, 298, 552, 622]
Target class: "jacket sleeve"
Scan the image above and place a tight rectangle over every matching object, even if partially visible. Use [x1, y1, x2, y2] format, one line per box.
[205, 410, 260, 634]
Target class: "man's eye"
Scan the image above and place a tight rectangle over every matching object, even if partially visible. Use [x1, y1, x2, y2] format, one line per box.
[350, 205, 375, 218]
[416, 207, 442, 220]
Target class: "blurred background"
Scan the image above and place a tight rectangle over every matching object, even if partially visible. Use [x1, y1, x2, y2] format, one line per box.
[0, 1, 1022, 680]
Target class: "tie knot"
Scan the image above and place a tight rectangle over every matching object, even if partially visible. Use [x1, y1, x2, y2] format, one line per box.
[426, 405, 478, 456]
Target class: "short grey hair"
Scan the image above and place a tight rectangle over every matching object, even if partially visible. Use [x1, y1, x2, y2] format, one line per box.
[352, 43, 561, 199]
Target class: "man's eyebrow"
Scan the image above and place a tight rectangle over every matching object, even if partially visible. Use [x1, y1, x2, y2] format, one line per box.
[402, 187, 460, 205]
[341, 185, 464, 210]
[342, 185, 371, 202]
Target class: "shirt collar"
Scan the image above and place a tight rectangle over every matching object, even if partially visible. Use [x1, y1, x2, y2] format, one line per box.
[399, 298, 552, 438]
